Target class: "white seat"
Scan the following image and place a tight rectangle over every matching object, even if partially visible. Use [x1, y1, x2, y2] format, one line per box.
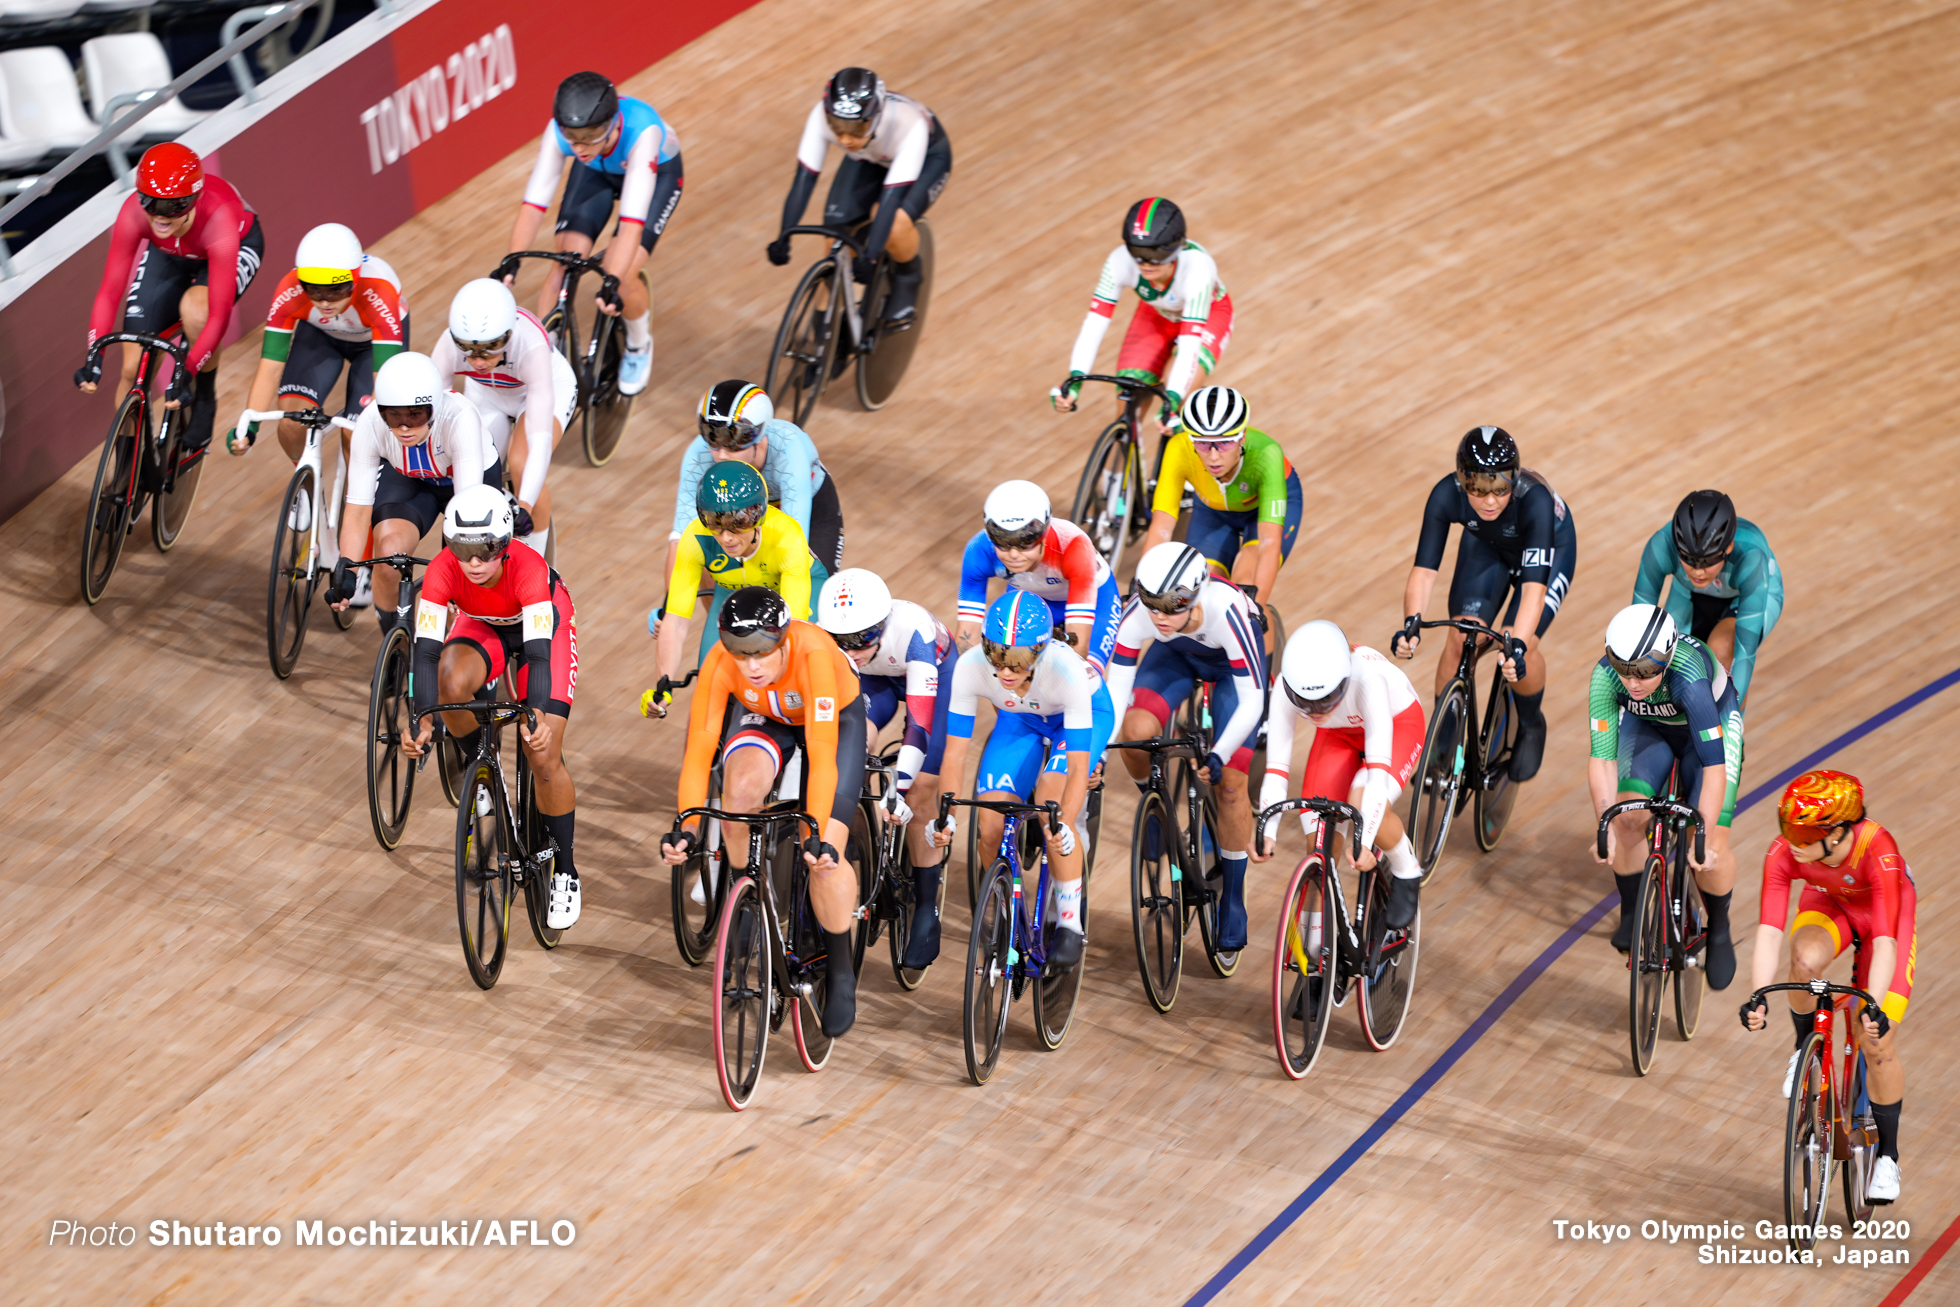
[83, 33, 208, 140]
[0, 0, 86, 22]
[0, 48, 96, 152]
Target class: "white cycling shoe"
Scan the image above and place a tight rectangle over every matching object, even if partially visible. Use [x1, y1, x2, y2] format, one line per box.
[546, 870, 581, 930]
[1783, 1048, 1802, 1098]
[1867, 1156, 1901, 1203]
[617, 343, 653, 396]
[287, 487, 312, 533]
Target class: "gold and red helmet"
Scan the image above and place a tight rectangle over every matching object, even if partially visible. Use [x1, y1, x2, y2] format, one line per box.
[1777, 770, 1865, 846]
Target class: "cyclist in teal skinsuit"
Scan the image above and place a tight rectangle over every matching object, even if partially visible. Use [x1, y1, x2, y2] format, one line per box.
[1632, 490, 1781, 708]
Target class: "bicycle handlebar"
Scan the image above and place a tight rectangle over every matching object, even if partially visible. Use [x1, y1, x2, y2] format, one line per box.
[1105, 734, 1207, 762]
[85, 331, 189, 369]
[1597, 797, 1705, 864]
[1413, 617, 1503, 639]
[1253, 797, 1364, 863]
[344, 553, 432, 573]
[641, 667, 698, 720]
[670, 806, 822, 857]
[232, 406, 358, 433]
[1066, 372, 1170, 404]
[1745, 980, 1889, 1037]
[489, 250, 621, 305]
[416, 700, 536, 733]
[778, 224, 866, 254]
[938, 793, 1062, 835]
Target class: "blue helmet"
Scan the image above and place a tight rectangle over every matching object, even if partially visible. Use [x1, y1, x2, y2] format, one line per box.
[982, 591, 1052, 670]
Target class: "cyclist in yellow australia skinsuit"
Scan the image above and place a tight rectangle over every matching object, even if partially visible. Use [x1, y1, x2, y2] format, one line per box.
[649, 460, 827, 701]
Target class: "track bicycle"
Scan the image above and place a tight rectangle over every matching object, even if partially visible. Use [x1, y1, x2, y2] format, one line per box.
[1747, 978, 1892, 1249]
[1062, 373, 1176, 578]
[232, 404, 360, 677]
[77, 331, 206, 604]
[415, 697, 564, 990]
[1599, 789, 1708, 1076]
[489, 250, 629, 466]
[762, 221, 935, 424]
[848, 744, 941, 991]
[672, 804, 842, 1111]
[1401, 617, 1524, 881]
[1261, 796, 1422, 1079]
[946, 794, 1091, 1085]
[350, 552, 460, 850]
[1108, 727, 1238, 1014]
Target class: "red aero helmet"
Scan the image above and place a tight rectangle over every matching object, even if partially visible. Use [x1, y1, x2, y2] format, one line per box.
[136, 142, 203, 199]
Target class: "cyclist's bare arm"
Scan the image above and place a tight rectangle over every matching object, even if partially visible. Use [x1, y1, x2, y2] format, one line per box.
[1141, 508, 1178, 558]
[1248, 519, 1283, 600]
[1397, 566, 1439, 655]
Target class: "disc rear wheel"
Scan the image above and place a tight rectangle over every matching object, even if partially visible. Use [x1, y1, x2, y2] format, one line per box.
[1357, 869, 1420, 1050]
[517, 756, 563, 951]
[1033, 870, 1088, 1050]
[1673, 863, 1706, 1040]
[151, 416, 202, 551]
[582, 313, 631, 466]
[855, 219, 930, 410]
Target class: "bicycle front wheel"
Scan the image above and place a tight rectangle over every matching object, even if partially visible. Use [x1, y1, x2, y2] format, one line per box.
[1783, 1032, 1832, 1248]
[764, 257, 841, 425]
[711, 875, 770, 1110]
[79, 393, 141, 605]
[1357, 869, 1420, 1051]
[963, 863, 1014, 1085]
[1273, 855, 1335, 1080]
[455, 757, 513, 990]
[365, 627, 417, 850]
[1130, 790, 1183, 1012]
[151, 417, 203, 552]
[1069, 418, 1139, 577]
[1408, 681, 1467, 885]
[266, 463, 318, 679]
[1628, 855, 1668, 1075]
[1474, 670, 1521, 852]
[581, 313, 631, 466]
[1673, 861, 1706, 1041]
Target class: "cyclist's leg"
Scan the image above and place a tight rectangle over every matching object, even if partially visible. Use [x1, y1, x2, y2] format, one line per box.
[541, 162, 611, 313]
[718, 713, 801, 872]
[116, 246, 198, 404]
[175, 216, 265, 452]
[1117, 643, 1194, 784]
[1030, 698, 1114, 957]
[1439, 532, 1512, 698]
[880, 130, 949, 316]
[273, 323, 353, 458]
[696, 584, 733, 667]
[1184, 503, 1242, 580]
[973, 711, 1049, 860]
[1501, 512, 1574, 780]
[518, 584, 579, 903]
[1849, 887, 1912, 1178]
[1346, 702, 1425, 928]
[807, 474, 845, 574]
[368, 467, 444, 630]
[901, 642, 960, 964]
[1608, 718, 1678, 948]
[1294, 725, 1367, 946]
[1113, 308, 1176, 421]
[506, 350, 578, 545]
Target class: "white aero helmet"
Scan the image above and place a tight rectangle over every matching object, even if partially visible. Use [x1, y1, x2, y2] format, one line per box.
[1181, 385, 1249, 439]
[443, 484, 514, 560]
[1280, 620, 1353, 714]
[294, 222, 363, 289]
[982, 479, 1050, 551]
[1604, 603, 1678, 679]
[1134, 541, 1208, 614]
[449, 278, 517, 350]
[816, 568, 893, 650]
[373, 351, 444, 409]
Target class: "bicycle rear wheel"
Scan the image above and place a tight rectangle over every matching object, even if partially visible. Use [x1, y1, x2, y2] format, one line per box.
[79, 394, 142, 605]
[1628, 854, 1667, 1076]
[764, 257, 841, 425]
[1474, 670, 1521, 852]
[365, 626, 417, 850]
[889, 844, 936, 991]
[1033, 871, 1089, 1051]
[1842, 1053, 1877, 1224]
[847, 796, 881, 972]
[517, 753, 563, 951]
[1130, 790, 1183, 1012]
[455, 757, 512, 990]
[1069, 418, 1140, 577]
[1672, 861, 1706, 1041]
[711, 875, 769, 1110]
[151, 417, 202, 552]
[581, 313, 631, 466]
[785, 833, 835, 1073]
[266, 463, 317, 679]
[856, 219, 931, 410]
[1408, 681, 1467, 885]
[436, 726, 462, 807]
[1190, 783, 1239, 978]
[1357, 869, 1420, 1050]
[963, 863, 1014, 1085]
[1783, 1032, 1832, 1248]
[1273, 855, 1335, 1079]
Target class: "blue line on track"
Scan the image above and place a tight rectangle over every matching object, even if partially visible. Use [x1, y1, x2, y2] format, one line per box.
[1185, 666, 1960, 1306]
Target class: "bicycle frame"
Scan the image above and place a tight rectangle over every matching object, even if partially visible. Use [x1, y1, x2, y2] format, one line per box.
[490, 249, 621, 383]
[236, 405, 355, 574]
[778, 225, 871, 351]
[946, 795, 1064, 974]
[1260, 797, 1366, 982]
[1108, 730, 1209, 895]
[679, 805, 822, 987]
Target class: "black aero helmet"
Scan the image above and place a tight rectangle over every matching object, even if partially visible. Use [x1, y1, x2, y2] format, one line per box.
[1671, 489, 1738, 566]
[719, 585, 792, 655]
[1123, 198, 1186, 257]
[554, 71, 618, 130]
[824, 67, 885, 135]
[1455, 425, 1520, 486]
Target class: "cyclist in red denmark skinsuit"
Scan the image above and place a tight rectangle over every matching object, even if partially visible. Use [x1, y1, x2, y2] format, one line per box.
[78, 143, 264, 455]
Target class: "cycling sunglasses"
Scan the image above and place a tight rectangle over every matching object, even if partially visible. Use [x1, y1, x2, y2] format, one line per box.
[1679, 547, 1731, 570]
[830, 620, 886, 652]
[701, 506, 766, 533]
[720, 627, 786, 657]
[1191, 435, 1245, 455]
[982, 638, 1043, 672]
[1606, 651, 1670, 680]
[825, 114, 875, 140]
[1458, 471, 1517, 497]
[1138, 586, 1200, 615]
[560, 122, 612, 146]
[449, 536, 508, 563]
[1778, 818, 1848, 848]
[378, 404, 433, 431]
[700, 417, 762, 450]
[1126, 243, 1178, 266]
[301, 280, 354, 302]
[451, 330, 511, 359]
[984, 521, 1046, 552]
[1283, 677, 1347, 716]
[138, 193, 196, 218]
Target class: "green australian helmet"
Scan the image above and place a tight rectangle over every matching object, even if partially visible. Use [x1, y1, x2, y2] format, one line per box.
[698, 460, 769, 531]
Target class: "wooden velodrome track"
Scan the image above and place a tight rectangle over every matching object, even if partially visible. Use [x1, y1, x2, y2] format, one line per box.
[7, 0, 1960, 1301]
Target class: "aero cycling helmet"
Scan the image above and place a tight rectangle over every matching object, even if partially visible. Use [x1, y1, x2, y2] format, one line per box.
[1456, 425, 1520, 492]
[982, 479, 1049, 551]
[373, 351, 444, 409]
[1777, 770, 1865, 846]
[295, 223, 363, 293]
[444, 484, 513, 561]
[982, 591, 1052, 671]
[135, 142, 202, 200]
[823, 68, 885, 136]
[449, 278, 517, 352]
[1134, 541, 1208, 615]
[816, 568, 893, 651]
[720, 585, 791, 656]
[1672, 489, 1738, 566]
[1604, 603, 1677, 679]
[698, 380, 774, 450]
[1280, 620, 1353, 715]
[1124, 197, 1185, 262]
[1182, 385, 1248, 439]
[697, 460, 769, 530]
[554, 72, 618, 131]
